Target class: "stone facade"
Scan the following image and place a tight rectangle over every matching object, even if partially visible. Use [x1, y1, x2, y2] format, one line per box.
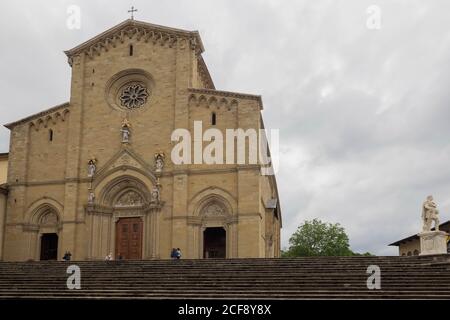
[0, 19, 281, 261]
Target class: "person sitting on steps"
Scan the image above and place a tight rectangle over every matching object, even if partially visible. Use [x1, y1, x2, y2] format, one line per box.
[170, 248, 177, 260]
[62, 251, 72, 261]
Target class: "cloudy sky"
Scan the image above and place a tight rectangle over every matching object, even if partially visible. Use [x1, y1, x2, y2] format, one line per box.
[1, 0, 450, 255]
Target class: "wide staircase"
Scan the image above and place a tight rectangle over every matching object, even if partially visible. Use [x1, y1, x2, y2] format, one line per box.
[0, 255, 449, 299]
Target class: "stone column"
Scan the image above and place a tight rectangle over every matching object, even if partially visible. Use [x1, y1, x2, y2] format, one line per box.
[62, 53, 86, 259]
[419, 230, 449, 255]
[149, 208, 162, 259]
[144, 211, 152, 259]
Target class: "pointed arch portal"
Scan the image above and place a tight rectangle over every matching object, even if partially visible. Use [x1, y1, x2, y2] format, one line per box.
[87, 174, 163, 260]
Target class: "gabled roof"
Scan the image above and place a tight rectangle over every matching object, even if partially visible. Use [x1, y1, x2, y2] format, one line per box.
[64, 19, 205, 63]
[4, 102, 70, 129]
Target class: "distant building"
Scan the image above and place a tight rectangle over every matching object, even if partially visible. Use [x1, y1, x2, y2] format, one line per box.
[389, 221, 450, 256]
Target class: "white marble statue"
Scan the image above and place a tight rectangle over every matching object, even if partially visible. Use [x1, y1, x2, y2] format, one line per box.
[88, 191, 95, 204]
[422, 195, 440, 232]
[87, 159, 97, 177]
[120, 119, 131, 143]
[150, 185, 161, 204]
[155, 153, 165, 172]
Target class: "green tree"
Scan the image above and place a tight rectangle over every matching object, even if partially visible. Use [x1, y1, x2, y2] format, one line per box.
[282, 219, 356, 257]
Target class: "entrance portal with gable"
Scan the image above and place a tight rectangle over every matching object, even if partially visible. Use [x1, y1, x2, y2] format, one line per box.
[87, 173, 163, 260]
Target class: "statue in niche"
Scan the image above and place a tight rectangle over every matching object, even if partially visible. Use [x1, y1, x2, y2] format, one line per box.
[87, 159, 97, 177]
[88, 191, 95, 204]
[154, 152, 165, 172]
[422, 195, 440, 232]
[150, 185, 161, 204]
[120, 118, 131, 143]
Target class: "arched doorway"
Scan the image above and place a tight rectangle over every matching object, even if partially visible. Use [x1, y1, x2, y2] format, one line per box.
[27, 203, 61, 261]
[203, 227, 226, 258]
[40, 233, 58, 260]
[89, 174, 162, 260]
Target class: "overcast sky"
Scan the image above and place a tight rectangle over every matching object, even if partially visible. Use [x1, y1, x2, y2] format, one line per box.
[1, 0, 450, 255]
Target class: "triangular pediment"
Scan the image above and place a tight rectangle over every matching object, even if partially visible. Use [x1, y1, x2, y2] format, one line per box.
[64, 19, 204, 64]
[96, 147, 152, 177]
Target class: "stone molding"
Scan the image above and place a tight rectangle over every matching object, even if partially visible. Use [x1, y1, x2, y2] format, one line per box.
[7, 165, 262, 187]
[188, 88, 263, 110]
[64, 19, 204, 64]
[4, 102, 70, 130]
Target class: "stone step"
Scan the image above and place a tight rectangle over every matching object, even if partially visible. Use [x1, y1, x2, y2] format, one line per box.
[0, 257, 448, 299]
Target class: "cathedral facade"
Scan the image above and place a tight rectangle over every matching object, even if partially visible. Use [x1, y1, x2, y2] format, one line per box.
[0, 19, 281, 261]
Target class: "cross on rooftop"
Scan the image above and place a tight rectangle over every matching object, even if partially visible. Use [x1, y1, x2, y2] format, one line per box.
[128, 6, 138, 20]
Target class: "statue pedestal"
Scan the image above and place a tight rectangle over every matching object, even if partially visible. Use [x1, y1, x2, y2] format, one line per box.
[419, 230, 448, 255]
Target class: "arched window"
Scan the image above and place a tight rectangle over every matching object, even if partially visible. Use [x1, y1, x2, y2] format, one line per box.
[129, 44, 134, 56]
[413, 249, 419, 256]
[407, 251, 412, 256]
[49, 129, 53, 142]
[211, 112, 216, 126]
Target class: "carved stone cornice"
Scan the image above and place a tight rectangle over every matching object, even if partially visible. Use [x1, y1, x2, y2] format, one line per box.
[85, 204, 114, 214]
[187, 216, 202, 226]
[21, 223, 39, 232]
[8, 177, 91, 187]
[188, 88, 263, 110]
[65, 19, 205, 65]
[177, 215, 239, 225]
[7, 166, 262, 188]
[4, 102, 70, 130]
[21, 222, 64, 232]
[86, 202, 164, 215]
[8, 164, 262, 189]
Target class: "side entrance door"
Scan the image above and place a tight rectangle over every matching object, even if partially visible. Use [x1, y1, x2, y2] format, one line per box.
[40, 233, 58, 260]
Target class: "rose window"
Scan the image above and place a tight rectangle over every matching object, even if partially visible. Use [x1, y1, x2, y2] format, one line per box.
[119, 84, 149, 109]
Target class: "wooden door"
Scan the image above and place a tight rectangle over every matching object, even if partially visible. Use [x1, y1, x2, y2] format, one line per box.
[116, 218, 143, 260]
